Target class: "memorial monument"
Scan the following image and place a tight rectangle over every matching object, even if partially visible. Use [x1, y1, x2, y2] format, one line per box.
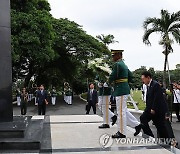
[0, 0, 13, 122]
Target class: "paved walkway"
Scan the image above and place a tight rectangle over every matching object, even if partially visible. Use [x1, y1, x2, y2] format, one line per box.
[13, 96, 101, 116]
[12, 96, 180, 153]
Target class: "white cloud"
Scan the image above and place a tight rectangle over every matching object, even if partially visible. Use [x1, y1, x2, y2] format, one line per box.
[48, 0, 180, 71]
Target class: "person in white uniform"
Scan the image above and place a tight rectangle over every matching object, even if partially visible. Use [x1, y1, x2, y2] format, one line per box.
[16, 88, 21, 106]
[51, 87, 57, 105]
[98, 82, 117, 128]
[64, 82, 69, 104]
[66, 89, 72, 105]
[34, 87, 39, 106]
[142, 84, 147, 102]
[64, 82, 72, 105]
[173, 83, 180, 122]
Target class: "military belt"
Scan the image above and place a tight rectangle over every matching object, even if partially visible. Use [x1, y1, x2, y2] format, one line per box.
[115, 78, 128, 83]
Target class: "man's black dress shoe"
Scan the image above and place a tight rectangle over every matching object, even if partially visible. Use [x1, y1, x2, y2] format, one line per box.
[112, 131, 126, 138]
[134, 124, 142, 136]
[98, 124, 110, 129]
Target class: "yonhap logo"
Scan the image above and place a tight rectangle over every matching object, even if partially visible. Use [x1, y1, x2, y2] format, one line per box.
[99, 134, 176, 148]
[99, 134, 114, 149]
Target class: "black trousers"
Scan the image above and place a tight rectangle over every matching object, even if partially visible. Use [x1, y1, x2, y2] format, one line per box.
[86, 101, 96, 114]
[174, 103, 180, 120]
[140, 111, 167, 138]
[38, 103, 46, 115]
[21, 103, 27, 115]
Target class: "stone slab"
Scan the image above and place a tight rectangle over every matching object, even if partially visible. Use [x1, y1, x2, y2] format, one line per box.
[52, 149, 173, 154]
[50, 115, 103, 123]
[49, 115, 172, 153]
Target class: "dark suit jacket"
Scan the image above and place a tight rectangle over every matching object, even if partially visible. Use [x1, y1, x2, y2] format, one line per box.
[145, 80, 168, 115]
[87, 89, 98, 104]
[36, 90, 48, 105]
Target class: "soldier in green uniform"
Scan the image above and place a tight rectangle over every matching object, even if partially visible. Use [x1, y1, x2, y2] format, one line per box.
[20, 88, 28, 115]
[109, 49, 142, 138]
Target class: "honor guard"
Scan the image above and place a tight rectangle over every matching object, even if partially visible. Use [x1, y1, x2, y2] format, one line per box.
[98, 81, 117, 128]
[16, 88, 21, 106]
[51, 87, 57, 105]
[64, 82, 72, 105]
[109, 49, 142, 138]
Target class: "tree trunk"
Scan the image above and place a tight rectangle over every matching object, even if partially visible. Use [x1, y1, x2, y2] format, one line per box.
[163, 49, 168, 88]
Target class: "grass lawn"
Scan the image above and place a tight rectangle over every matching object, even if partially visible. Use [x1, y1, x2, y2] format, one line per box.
[81, 90, 146, 111]
[128, 90, 146, 111]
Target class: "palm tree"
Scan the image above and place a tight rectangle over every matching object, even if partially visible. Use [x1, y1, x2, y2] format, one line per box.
[96, 34, 118, 47]
[143, 9, 180, 88]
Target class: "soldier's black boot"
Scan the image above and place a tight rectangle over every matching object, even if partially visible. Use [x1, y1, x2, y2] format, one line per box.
[98, 124, 110, 129]
[111, 115, 117, 126]
[134, 124, 142, 136]
[112, 131, 126, 138]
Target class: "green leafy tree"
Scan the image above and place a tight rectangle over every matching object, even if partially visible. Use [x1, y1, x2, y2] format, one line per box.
[143, 9, 180, 88]
[176, 64, 180, 69]
[170, 64, 180, 83]
[148, 67, 155, 78]
[34, 18, 110, 93]
[132, 66, 147, 89]
[11, 0, 55, 87]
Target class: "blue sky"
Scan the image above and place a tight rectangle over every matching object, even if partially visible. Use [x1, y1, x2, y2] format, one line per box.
[48, 0, 180, 71]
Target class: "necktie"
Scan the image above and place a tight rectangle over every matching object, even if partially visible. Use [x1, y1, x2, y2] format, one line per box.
[147, 86, 150, 94]
[90, 90, 93, 100]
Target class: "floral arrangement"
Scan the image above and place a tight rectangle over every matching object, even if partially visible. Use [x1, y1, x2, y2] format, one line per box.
[88, 58, 112, 75]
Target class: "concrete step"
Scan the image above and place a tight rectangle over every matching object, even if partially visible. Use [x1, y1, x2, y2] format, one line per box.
[0, 116, 31, 138]
[0, 139, 40, 150]
[0, 129, 25, 138]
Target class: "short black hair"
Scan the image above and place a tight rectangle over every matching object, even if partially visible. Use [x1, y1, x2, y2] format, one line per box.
[89, 83, 94, 87]
[142, 71, 152, 78]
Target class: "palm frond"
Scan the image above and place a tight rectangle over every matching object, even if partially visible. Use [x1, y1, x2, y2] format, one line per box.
[161, 10, 170, 20]
[171, 10, 180, 22]
[143, 28, 159, 45]
[168, 23, 180, 31]
[143, 17, 159, 30]
[171, 29, 180, 44]
[160, 9, 173, 31]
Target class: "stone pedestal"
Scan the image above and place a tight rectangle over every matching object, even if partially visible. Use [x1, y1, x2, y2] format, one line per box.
[0, 116, 44, 152]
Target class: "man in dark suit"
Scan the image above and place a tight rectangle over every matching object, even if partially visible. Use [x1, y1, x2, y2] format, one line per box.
[140, 71, 169, 138]
[36, 85, 48, 115]
[86, 83, 98, 114]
